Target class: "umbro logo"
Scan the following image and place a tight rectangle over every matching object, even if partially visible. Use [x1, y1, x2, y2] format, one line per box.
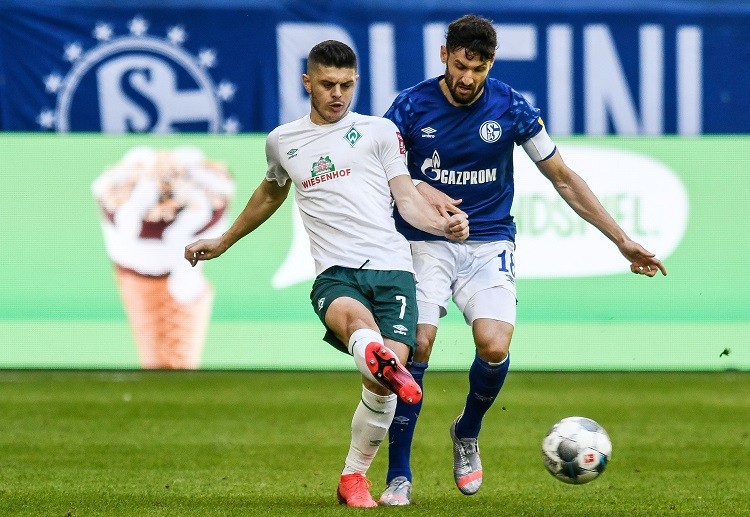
[420, 127, 437, 138]
[393, 324, 408, 335]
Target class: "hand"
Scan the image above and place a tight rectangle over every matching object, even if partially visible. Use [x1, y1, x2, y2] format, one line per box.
[444, 212, 469, 242]
[416, 182, 462, 217]
[618, 240, 667, 277]
[184, 237, 227, 267]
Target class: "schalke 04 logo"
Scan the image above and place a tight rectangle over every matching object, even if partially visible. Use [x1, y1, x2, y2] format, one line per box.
[479, 120, 502, 143]
[38, 16, 239, 133]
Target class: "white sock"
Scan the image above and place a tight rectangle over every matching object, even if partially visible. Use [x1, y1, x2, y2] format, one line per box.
[348, 328, 383, 384]
[342, 385, 397, 475]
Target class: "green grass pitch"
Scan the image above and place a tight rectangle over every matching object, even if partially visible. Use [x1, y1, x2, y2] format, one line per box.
[1, 371, 748, 516]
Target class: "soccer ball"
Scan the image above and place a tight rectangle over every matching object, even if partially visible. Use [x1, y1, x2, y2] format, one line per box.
[542, 416, 612, 484]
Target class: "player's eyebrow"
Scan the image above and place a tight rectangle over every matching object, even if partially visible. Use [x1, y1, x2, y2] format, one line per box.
[454, 59, 488, 71]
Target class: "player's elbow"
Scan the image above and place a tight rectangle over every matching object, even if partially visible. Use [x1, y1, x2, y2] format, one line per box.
[547, 176, 572, 198]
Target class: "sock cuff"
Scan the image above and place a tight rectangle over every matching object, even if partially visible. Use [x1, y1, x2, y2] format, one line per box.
[477, 352, 510, 369]
[361, 385, 397, 414]
[348, 328, 383, 355]
[487, 353, 510, 368]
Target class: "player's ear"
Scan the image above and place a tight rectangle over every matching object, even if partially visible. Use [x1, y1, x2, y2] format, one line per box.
[302, 74, 312, 94]
[440, 45, 448, 64]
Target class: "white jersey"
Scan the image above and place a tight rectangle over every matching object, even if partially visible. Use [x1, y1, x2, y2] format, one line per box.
[265, 111, 415, 275]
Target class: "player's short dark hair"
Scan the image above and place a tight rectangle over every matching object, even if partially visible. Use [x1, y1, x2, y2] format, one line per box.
[308, 40, 357, 71]
[446, 14, 497, 61]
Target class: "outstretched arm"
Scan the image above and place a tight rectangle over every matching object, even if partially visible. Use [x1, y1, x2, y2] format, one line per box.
[536, 151, 667, 277]
[389, 175, 469, 241]
[185, 178, 292, 266]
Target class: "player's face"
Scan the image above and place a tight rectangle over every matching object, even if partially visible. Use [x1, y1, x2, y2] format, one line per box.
[303, 65, 358, 124]
[441, 46, 493, 106]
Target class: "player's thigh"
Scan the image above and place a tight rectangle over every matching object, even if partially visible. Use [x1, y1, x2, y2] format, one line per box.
[325, 296, 378, 336]
[454, 240, 517, 321]
[310, 267, 376, 353]
[467, 288, 516, 361]
[382, 337, 412, 364]
[410, 241, 457, 323]
[464, 285, 517, 328]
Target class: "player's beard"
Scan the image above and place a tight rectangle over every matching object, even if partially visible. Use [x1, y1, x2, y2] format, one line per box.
[444, 73, 483, 105]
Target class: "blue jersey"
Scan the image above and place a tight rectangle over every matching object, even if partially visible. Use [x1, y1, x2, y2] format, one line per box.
[385, 77, 545, 242]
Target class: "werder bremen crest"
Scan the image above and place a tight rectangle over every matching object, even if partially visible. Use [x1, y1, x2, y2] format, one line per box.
[344, 126, 362, 147]
[311, 156, 335, 177]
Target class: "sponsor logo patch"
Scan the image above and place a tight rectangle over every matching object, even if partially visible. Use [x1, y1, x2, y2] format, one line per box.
[311, 156, 335, 176]
[303, 157, 351, 189]
[421, 150, 497, 185]
[396, 131, 406, 155]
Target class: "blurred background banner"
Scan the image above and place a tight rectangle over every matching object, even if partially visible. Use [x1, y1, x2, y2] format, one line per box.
[0, 134, 748, 370]
[1, 0, 748, 371]
[1, 0, 750, 134]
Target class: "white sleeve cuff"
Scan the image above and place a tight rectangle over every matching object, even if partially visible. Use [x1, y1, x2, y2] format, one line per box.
[521, 127, 557, 163]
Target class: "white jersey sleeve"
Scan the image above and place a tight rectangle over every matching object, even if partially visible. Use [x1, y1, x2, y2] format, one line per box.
[375, 119, 410, 182]
[264, 127, 290, 186]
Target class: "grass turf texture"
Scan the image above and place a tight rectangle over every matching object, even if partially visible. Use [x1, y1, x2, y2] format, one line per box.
[1, 371, 748, 516]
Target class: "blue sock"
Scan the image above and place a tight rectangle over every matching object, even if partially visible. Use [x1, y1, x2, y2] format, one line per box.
[455, 353, 509, 439]
[386, 361, 428, 483]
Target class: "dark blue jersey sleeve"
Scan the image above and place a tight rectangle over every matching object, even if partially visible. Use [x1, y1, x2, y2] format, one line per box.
[384, 90, 413, 149]
[509, 89, 544, 145]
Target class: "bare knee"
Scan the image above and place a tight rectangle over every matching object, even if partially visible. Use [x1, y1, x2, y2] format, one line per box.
[473, 319, 513, 363]
[413, 324, 437, 363]
[478, 342, 510, 364]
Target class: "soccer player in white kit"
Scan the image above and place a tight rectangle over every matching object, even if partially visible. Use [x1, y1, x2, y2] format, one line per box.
[184, 40, 469, 508]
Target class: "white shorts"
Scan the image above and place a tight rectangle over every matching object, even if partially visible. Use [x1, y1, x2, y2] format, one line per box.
[410, 240, 517, 327]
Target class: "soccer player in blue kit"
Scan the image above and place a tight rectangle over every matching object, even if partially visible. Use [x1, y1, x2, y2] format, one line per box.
[378, 14, 668, 505]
